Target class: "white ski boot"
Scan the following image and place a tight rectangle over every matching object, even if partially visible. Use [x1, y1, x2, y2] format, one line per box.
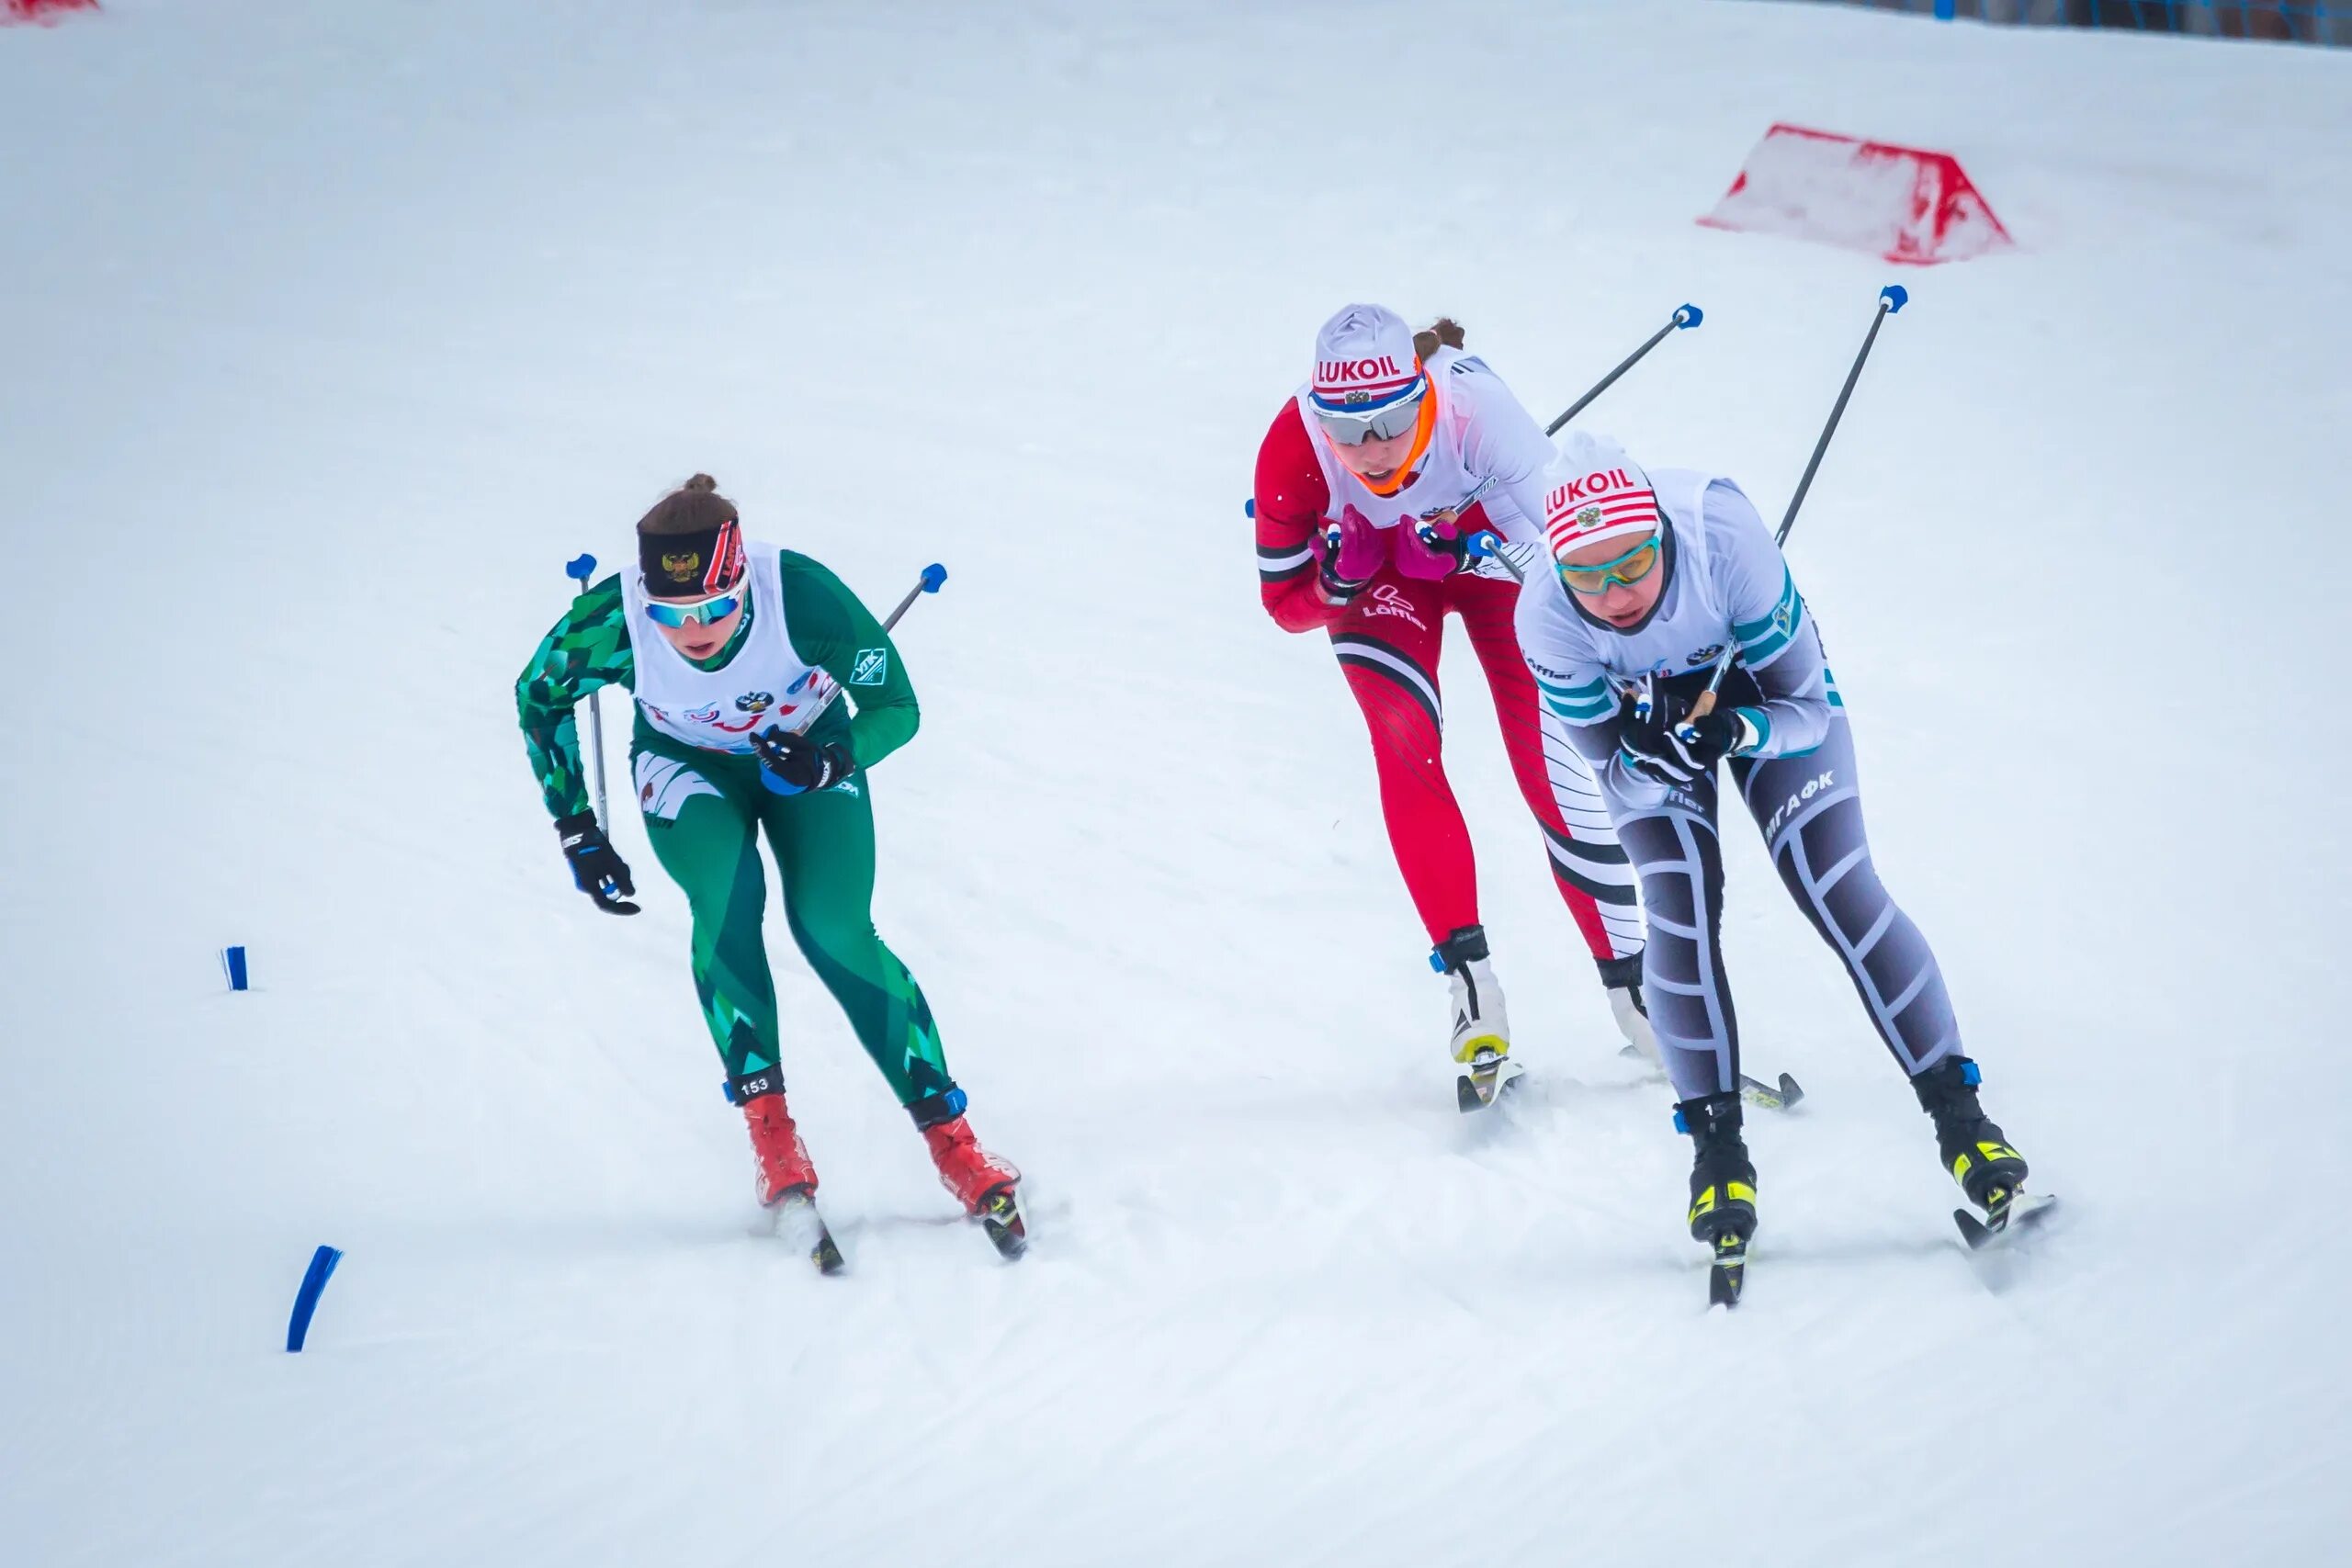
[1436, 925, 1521, 1112]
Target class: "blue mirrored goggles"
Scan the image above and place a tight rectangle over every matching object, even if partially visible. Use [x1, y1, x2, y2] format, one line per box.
[1312, 376, 1428, 446]
[642, 582, 745, 627]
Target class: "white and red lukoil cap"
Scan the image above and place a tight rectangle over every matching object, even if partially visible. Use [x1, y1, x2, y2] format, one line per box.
[1308, 303, 1427, 419]
[1542, 431, 1661, 558]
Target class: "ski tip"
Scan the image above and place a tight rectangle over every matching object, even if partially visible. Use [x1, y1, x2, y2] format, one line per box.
[1737, 1072, 1802, 1112]
[1456, 1077, 1487, 1114]
[1708, 1265, 1744, 1309]
[1954, 1193, 2056, 1251]
[1705, 1233, 1748, 1308]
[978, 1187, 1028, 1260]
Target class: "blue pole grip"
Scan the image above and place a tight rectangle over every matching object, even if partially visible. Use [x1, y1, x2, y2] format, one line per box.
[1464, 531, 1503, 559]
[286, 1245, 344, 1352]
[920, 563, 948, 593]
[1880, 285, 1909, 314]
[565, 552, 597, 585]
[1673, 303, 1704, 330]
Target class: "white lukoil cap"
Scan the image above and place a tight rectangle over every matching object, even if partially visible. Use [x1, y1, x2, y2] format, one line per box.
[1542, 431, 1662, 558]
[1309, 303, 1426, 416]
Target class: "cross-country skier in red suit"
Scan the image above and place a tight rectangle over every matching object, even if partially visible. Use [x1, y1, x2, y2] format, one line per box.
[1253, 303, 1652, 1109]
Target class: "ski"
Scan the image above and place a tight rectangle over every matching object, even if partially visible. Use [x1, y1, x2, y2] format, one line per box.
[1707, 1233, 1748, 1308]
[1623, 1047, 1804, 1113]
[1456, 1048, 1526, 1113]
[770, 1191, 846, 1275]
[1738, 1071, 1804, 1112]
[977, 1185, 1028, 1260]
[1953, 1190, 2057, 1252]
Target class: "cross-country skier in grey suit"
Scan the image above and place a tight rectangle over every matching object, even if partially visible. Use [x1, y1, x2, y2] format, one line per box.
[1510, 432, 2041, 1285]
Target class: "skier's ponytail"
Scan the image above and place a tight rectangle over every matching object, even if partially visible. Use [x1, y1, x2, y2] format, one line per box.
[1413, 318, 1466, 362]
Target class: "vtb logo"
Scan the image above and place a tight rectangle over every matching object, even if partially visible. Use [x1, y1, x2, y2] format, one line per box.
[1545, 468, 1634, 518]
[1317, 355, 1405, 385]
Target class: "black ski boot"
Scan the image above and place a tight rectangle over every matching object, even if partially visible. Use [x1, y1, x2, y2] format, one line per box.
[1679, 1091, 1758, 1245]
[1678, 1091, 1757, 1305]
[1912, 1055, 2029, 1213]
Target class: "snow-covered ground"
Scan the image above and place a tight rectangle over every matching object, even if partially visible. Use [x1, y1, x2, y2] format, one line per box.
[4, 2, 2348, 1562]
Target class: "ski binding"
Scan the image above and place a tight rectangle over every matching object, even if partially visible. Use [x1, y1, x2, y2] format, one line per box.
[1456, 1048, 1526, 1113]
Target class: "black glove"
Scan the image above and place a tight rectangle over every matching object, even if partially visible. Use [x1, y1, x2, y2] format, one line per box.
[555, 810, 639, 915]
[1318, 554, 1374, 606]
[1618, 679, 1755, 786]
[752, 727, 855, 796]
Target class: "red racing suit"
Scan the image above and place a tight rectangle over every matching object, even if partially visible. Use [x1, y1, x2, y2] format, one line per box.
[1253, 392, 1643, 968]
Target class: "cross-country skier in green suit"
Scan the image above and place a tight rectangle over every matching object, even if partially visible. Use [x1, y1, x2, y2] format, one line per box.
[515, 474, 1025, 1262]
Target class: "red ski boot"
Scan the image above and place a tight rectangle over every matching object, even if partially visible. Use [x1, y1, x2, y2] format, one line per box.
[744, 1092, 819, 1203]
[921, 1114, 1026, 1259]
[742, 1092, 842, 1273]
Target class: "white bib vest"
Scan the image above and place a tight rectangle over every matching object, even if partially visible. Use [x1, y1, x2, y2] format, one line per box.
[621, 543, 839, 754]
[1572, 467, 1740, 685]
[1295, 350, 1511, 536]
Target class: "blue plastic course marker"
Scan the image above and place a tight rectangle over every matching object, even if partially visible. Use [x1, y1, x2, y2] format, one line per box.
[220, 945, 249, 991]
[286, 1245, 344, 1352]
[1880, 285, 1909, 315]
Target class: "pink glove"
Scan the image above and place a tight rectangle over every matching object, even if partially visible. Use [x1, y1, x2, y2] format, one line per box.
[1392, 513, 1464, 581]
[1313, 504, 1389, 605]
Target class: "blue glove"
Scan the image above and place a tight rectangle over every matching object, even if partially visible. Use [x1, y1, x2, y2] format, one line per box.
[752, 727, 854, 795]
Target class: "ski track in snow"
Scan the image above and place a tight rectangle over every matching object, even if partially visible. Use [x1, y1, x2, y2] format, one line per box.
[4, 1, 2349, 1563]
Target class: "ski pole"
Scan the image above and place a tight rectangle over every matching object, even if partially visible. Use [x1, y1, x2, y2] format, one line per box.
[1545, 303, 1704, 435]
[1453, 299, 1705, 571]
[811, 562, 947, 722]
[563, 552, 611, 831]
[1686, 284, 1908, 723]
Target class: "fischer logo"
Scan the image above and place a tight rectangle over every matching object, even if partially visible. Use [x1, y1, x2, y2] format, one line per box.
[1545, 468, 1634, 521]
[1764, 770, 1837, 840]
[1317, 355, 1407, 386]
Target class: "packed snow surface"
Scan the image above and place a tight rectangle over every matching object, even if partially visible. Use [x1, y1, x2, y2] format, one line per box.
[4, 2, 2348, 1563]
